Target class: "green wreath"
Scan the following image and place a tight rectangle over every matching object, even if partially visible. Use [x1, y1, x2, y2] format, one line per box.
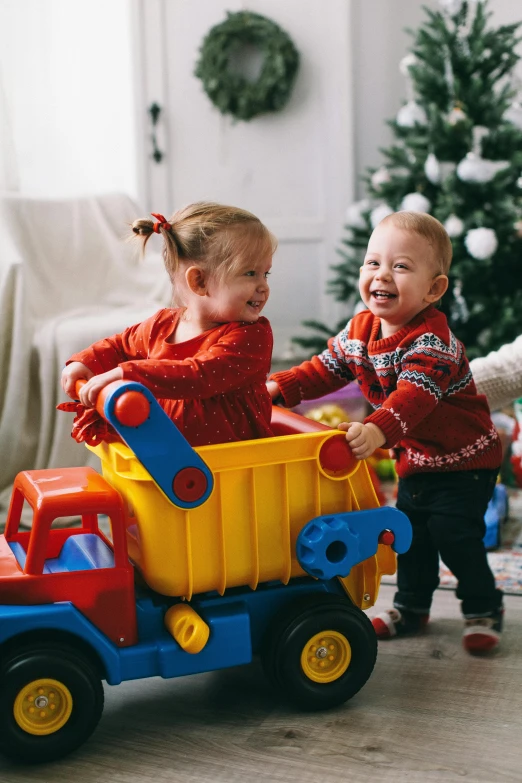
[194, 11, 300, 122]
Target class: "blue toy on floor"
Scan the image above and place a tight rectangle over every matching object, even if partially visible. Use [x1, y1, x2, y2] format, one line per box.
[483, 483, 509, 550]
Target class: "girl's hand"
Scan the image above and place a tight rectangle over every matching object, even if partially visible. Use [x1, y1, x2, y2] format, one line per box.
[338, 421, 386, 460]
[266, 380, 281, 401]
[79, 367, 124, 408]
[61, 362, 94, 398]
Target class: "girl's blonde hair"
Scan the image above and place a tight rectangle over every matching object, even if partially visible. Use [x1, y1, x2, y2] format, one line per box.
[132, 201, 277, 285]
[380, 211, 453, 275]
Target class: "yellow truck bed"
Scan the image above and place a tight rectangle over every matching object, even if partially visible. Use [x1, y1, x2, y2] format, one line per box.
[91, 423, 396, 607]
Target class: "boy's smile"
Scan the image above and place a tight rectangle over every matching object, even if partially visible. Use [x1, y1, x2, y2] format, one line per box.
[360, 221, 448, 337]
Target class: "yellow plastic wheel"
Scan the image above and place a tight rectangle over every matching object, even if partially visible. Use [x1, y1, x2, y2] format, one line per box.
[13, 678, 73, 736]
[300, 630, 352, 683]
[262, 596, 377, 710]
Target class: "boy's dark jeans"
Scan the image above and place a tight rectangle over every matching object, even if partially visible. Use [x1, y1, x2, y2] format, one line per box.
[394, 469, 503, 619]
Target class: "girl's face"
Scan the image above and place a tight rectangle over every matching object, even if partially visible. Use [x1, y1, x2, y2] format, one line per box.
[202, 255, 272, 325]
[359, 222, 447, 336]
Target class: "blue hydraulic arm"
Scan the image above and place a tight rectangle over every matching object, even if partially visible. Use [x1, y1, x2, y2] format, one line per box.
[98, 381, 214, 509]
[296, 506, 412, 580]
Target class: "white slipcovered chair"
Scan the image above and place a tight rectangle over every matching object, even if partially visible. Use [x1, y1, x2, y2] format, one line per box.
[0, 192, 170, 517]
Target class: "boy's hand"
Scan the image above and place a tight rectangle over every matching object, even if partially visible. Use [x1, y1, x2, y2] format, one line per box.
[79, 367, 124, 408]
[266, 380, 282, 401]
[61, 362, 94, 399]
[338, 421, 386, 460]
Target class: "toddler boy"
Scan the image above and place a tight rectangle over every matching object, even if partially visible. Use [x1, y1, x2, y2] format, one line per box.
[268, 212, 503, 654]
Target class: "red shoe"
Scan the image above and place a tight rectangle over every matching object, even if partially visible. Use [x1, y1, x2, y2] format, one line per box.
[463, 609, 503, 654]
[372, 608, 429, 639]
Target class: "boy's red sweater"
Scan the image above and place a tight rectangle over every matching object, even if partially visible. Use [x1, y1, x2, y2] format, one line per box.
[271, 306, 502, 478]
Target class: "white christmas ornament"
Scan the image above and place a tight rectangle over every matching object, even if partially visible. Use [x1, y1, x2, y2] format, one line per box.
[504, 101, 522, 130]
[444, 214, 465, 237]
[447, 105, 467, 125]
[424, 153, 441, 184]
[438, 0, 464, 15]
[464, 227, 498, 259]
[457, 153, 509, 184]
[399, 53, 418, 76]
[370, 203, 394, 229]
[345, 199, 371, 230]
[396, 101, 428, 128]
[371, 167, 391, 190]
[400, 192, 431, 213]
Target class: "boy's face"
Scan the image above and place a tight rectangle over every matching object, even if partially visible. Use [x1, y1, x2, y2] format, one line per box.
[359, 221, 448, 335]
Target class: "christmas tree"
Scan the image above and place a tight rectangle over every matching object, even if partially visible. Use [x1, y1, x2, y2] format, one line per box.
[295, 0, 522, 359]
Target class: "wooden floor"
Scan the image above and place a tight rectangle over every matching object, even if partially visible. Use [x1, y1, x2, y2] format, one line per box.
[1, 585, 521, 783]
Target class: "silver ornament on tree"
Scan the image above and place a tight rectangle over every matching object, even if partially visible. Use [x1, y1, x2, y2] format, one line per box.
[397, 101, 428, 128]
[400, 192, 431, 213]
[424, 153, 441, 184]
[424, 154, 456, 185]
[456, 126, 509, 183]
[464, 227, 498, 260]
[397, 49, 427, 129]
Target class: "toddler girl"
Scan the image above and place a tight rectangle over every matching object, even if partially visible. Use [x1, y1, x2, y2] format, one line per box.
[60, 202, 276, 447]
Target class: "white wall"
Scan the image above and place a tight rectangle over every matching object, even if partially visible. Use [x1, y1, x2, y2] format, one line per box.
[0, 0, 138, 199]
[3, 1, 522, 204]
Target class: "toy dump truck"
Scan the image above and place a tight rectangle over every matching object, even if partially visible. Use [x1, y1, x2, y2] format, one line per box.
[0, 381, 411, 763]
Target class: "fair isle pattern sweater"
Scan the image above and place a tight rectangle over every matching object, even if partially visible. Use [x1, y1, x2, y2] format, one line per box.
[271, 306, 502, 478]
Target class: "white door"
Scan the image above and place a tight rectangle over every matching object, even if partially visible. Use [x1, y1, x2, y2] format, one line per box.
[134, 0, 355, 357]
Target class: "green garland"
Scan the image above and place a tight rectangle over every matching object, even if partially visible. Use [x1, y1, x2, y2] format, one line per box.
[194, 11, 300, 122]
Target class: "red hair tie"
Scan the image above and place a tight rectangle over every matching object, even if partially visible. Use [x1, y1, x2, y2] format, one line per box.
[151, 212, 172, 233]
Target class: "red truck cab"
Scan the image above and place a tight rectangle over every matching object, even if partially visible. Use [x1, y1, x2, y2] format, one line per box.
[1, 467, 137, 646]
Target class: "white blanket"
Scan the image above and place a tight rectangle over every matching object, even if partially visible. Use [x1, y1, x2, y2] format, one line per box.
[0, 192, 170, 522]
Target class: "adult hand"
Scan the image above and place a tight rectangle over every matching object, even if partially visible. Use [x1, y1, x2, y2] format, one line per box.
[79, 367, 124, 408]
[338, 420, 386, 460]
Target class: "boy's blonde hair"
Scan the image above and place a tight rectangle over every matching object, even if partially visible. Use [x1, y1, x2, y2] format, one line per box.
[132, 201, 277, 285]
[380, 211, 453, 275]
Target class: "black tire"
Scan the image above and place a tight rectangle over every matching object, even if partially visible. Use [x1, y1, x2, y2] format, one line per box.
[0, 642, 104, 764]
[261, 594, 377, 711]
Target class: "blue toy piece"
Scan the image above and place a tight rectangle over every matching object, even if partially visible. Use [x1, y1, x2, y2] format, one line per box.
[296, 506, 413, 580]
[483, 483, 509, 550]
[102, 381, 214, 509]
